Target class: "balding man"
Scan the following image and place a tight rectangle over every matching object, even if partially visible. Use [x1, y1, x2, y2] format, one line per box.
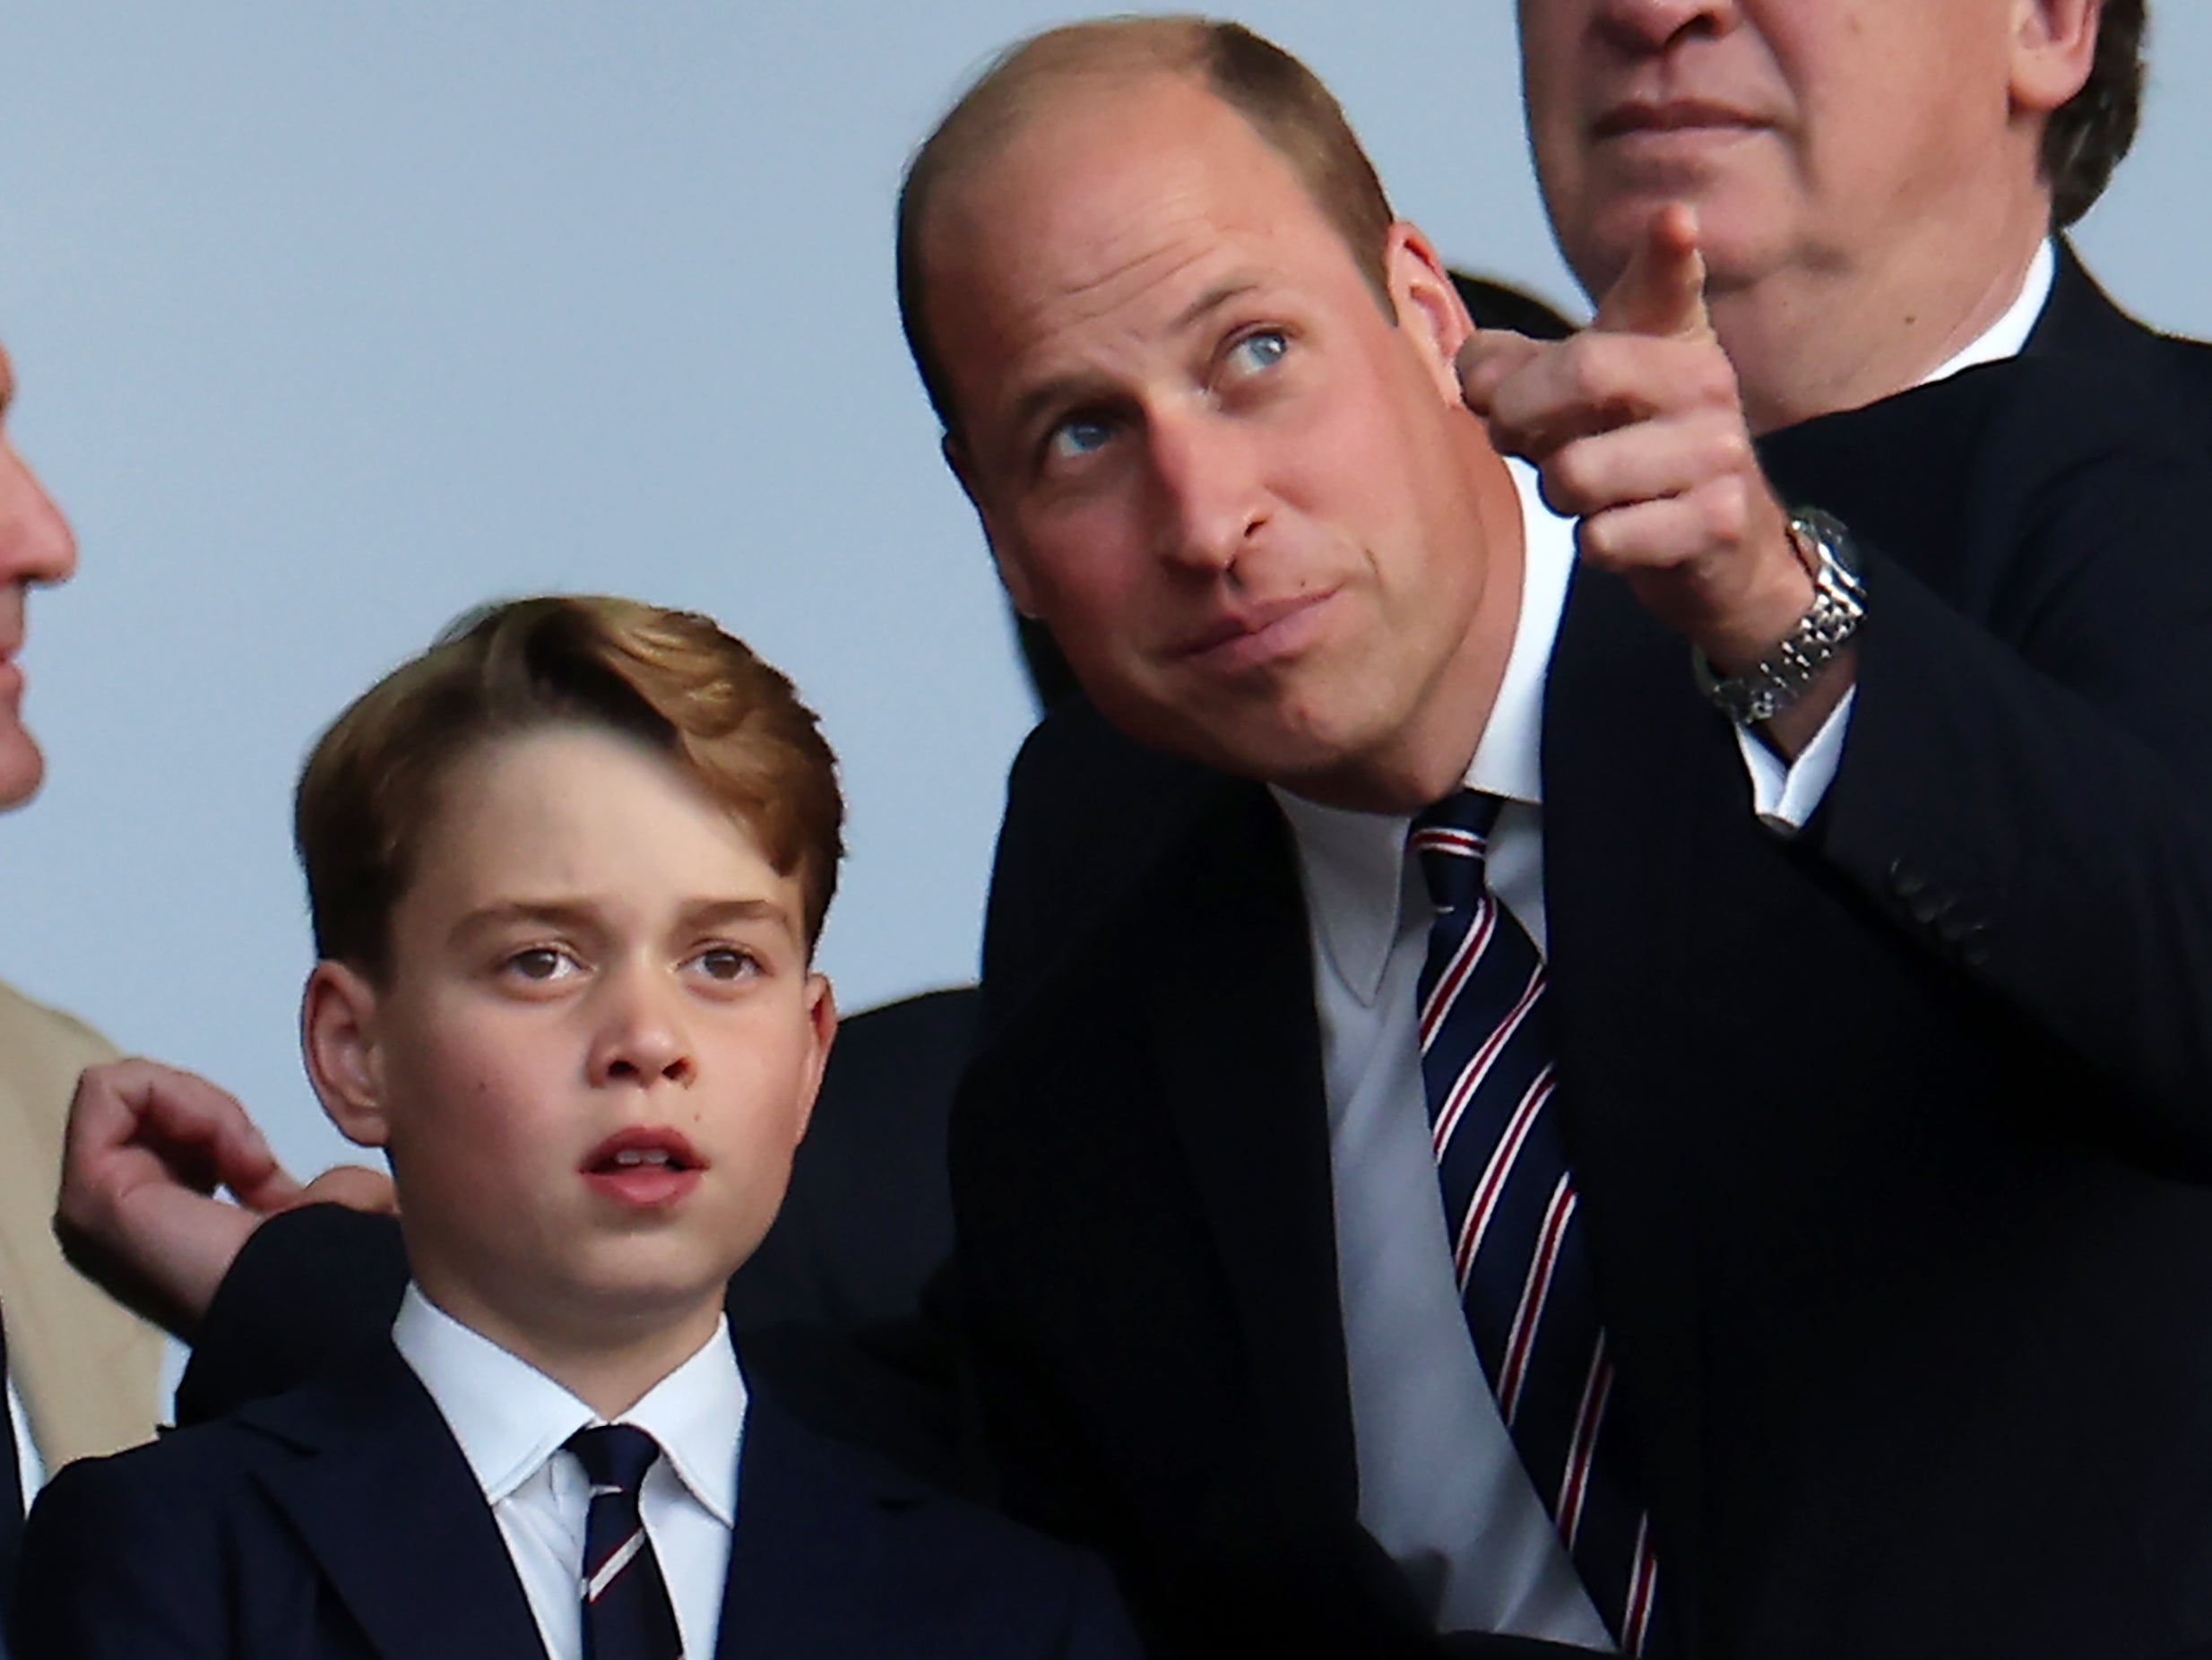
[59, 6, 2212, 1654]
[920, 17, 2212, 1660]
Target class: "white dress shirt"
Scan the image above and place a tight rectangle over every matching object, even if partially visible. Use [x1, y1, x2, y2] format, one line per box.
[1270, 238, 2053, 1639]
[393, 1285, 744, 1660]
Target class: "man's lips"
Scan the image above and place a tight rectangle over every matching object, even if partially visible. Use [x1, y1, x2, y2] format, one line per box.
[1166, 590, 1335, 673]
[581, 1127, 704, 1207]
[1593, 99, 1769, 141]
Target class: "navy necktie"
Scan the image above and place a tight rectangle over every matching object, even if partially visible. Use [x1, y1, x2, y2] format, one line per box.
[1411, 790, 1666, 1655]
[567, 1424, 682, 1660]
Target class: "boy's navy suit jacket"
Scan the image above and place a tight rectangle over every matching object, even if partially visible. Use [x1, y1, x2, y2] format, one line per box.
[11, 1340, 1140, 1660]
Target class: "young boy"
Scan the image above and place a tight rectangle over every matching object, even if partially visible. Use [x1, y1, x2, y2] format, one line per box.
[13, 596, 1138, 1659]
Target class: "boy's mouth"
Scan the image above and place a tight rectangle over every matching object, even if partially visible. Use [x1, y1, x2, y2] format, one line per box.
[582, 1128, 705, 1208]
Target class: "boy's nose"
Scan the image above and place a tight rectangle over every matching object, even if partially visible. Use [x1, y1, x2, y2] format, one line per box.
[588, 978, 696, 1087]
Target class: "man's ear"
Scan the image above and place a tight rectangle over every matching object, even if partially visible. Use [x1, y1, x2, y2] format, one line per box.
[2009, 0, 2102, 116]
[1385, 222, 1479, 407]
[301, 961, 393, 1151]
[944, 430, 1040, 618]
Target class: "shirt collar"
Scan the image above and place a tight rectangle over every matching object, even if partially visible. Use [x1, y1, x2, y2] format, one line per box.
[1921, 238, 2055, 386]
[1274, 457, 1573, 1005]
[392, 1283, 746, 1527]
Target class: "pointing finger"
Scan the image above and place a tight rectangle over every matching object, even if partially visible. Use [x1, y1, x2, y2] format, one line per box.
[1594, 203, 1711, 342]
[1456, 325, 1547, 418]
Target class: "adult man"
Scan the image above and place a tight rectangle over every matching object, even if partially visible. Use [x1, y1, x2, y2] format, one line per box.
[913, 16, 2212, 1660]
[0, 341, 165, 1603]
[48, 5, 2212, 1654]
[1509, 0, 2201, 430]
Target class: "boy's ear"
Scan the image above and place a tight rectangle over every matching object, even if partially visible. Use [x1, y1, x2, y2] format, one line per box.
[302, 961, 393, 1150]
[789, 974, 840, 1146]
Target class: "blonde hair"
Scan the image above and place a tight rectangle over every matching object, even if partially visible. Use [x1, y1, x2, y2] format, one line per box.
[296, 594, 842, 979]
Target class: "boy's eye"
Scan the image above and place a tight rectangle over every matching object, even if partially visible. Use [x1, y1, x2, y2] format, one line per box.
[692, 946, 760, 981]
[1224, 330, 1289, 378]
[505, 946, 580, 982]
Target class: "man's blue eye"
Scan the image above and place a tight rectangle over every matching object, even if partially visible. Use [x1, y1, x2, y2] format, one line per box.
[1049, 416, 1114, 460]
[1227, 331, 1288, 376]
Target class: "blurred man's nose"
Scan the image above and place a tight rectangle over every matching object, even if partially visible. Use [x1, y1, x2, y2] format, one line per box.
[1592, 0, 1741, 53]
[0, 441, 78, 590]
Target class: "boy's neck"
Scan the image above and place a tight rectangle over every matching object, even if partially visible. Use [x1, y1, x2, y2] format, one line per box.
[414, 1272, 728, 1419]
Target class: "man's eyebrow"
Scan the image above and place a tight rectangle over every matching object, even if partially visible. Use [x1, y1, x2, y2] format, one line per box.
[1005, 280, 1267, 443]
[1172, 279, 1261, 333]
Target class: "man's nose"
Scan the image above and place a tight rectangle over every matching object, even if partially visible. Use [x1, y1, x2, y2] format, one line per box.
[0, 440, 77, 589]
[586, 967, 696, 1089]
[1591, 0, 1740, 53]
[1147, 408, 1269, 577]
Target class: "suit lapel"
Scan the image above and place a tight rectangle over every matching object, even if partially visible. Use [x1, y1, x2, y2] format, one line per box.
[1143, 785, 1361, 1524]
[242, 1345, 543, 1659]
[715, 1388, 910, 1655]
[1541, 565, 1725, 1615]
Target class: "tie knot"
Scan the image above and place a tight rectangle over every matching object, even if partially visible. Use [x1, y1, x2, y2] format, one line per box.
[1410, 789, 1503, 913]
[566, 1423, 661, 1497]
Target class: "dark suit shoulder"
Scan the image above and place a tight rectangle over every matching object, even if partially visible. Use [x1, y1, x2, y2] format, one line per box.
[2029, 241, 2212, 421]
[177, 1201, 410, 1426]
[982, 701, 1234, 1033]
[15, 1413, 321, 1658]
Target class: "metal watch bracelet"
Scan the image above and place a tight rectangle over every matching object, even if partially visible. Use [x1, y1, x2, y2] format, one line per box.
[1693, 507, 1867, 726]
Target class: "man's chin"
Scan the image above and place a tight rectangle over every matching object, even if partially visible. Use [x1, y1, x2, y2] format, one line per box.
[0, 725, 46, 812]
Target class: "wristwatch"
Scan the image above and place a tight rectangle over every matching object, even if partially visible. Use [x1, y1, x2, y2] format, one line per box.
[1693, 507, 1867, 726]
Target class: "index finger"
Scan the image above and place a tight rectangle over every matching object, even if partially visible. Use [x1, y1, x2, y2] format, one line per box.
[1594, 202, 1710, 342]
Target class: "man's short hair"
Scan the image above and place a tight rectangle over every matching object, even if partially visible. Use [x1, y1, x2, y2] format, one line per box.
[896, 15, 1396, 437]
[297, 594, 843, 981]
[2047, 0, 2146, 228]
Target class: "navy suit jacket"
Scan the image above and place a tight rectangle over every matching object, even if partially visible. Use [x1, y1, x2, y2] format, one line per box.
[14, 1340, 1137, 1660]
[2029, 239, 2212, 424]
[953, 352, 2212, 1659]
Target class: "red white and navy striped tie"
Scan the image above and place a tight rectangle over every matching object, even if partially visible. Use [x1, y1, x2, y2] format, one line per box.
[568, 1424, 683, 1660]
[1411, 791, 1665, 1656]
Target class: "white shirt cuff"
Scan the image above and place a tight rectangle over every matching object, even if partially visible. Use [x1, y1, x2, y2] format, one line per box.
[1735, 687, 1854, 835]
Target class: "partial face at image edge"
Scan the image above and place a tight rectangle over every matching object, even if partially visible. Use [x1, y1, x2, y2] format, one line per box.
[0, 342, 82, 811]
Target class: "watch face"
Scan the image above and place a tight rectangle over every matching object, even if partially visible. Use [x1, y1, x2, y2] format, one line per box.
[1792, 507, 1863, 583]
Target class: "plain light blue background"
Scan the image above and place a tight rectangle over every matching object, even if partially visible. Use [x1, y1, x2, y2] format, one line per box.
[4, 4, 2208, 1179]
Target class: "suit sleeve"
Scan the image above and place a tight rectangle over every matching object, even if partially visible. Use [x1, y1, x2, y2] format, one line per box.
[1785, 367, 2212, 1163]
[174, 1204, 408, 1426]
